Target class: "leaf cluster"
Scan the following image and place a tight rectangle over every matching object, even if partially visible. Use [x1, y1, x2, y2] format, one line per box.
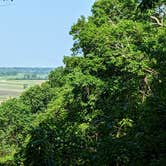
[0, 0, 165, 165]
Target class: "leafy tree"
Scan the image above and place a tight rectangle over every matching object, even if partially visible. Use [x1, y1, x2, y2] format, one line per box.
[0, 99, 31, 164]
[139, 0, 166, 10]
[0, 0, 165, 165]
[48, 67, 65, 88]
[20, 82, 53, 113]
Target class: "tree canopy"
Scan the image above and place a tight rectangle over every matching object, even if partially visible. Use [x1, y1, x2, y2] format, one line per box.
[0, 0, 165, 165]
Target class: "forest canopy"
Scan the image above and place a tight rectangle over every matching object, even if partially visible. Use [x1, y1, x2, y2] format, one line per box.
[0, 0, 165, 165]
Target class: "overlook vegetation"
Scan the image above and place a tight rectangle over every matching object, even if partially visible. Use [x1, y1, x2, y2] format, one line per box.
[0, 0, 165, 165]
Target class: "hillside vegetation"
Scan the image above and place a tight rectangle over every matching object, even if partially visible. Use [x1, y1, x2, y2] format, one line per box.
[0, 0, 165, 165]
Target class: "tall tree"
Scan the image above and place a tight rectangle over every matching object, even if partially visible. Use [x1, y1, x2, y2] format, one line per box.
[0, 0, 165, 165]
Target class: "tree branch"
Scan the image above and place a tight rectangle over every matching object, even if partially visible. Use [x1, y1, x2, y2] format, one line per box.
[150, 16, 163, 26]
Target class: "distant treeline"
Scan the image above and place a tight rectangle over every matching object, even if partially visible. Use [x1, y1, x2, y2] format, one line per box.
[0, 67, 53, 80]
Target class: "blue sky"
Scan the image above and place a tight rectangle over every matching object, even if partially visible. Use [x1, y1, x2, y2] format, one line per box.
[0, 0, 95, 67]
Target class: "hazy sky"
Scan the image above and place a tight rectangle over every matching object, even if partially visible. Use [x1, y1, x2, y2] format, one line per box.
[0, 0, 95, 67]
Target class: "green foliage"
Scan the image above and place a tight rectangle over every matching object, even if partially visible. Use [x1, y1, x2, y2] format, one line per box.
[139, 0, 166, 10]
[0, 99, 32, 164]
[20, 82, 53, 113]
[48, 67, 66, 88]
[0, 0, 165, 165]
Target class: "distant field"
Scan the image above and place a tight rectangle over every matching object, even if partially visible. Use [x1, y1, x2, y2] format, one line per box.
[0, 67, 52, 103]
[0, 80, 45, 103]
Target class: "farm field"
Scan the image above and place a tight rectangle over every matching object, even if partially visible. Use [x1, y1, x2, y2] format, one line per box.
[0, 79, 45, 103]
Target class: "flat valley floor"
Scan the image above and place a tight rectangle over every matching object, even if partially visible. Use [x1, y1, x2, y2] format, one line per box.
[0, 80, 44, 103]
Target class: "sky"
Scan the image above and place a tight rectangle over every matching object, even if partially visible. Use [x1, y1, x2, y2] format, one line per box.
[0, 0, 95, 67]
